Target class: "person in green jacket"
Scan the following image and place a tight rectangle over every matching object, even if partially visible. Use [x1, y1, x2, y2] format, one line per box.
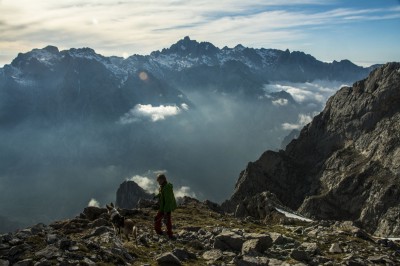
[154, 174, 177, 239]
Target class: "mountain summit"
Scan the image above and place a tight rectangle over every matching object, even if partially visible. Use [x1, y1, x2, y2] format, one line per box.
[223, 63, 400, 237]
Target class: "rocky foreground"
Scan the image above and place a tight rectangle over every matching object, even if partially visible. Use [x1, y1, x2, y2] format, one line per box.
[0, 198, 399, 266]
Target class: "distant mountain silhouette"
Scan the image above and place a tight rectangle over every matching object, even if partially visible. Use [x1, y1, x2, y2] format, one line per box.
[0, 37, 375, 124]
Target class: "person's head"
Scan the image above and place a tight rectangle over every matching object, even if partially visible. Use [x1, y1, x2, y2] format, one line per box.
[156, 174, 167, 186]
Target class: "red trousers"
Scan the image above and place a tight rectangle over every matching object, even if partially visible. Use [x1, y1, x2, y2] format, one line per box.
[154, 211, 173, 237]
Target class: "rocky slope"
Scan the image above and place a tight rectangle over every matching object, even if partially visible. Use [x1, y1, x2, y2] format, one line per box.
[222, 63, 400, 237]
[1, 199, 399, 265]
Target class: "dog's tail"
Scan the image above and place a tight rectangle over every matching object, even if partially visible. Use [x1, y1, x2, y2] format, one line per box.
[132, 226, 138, 245]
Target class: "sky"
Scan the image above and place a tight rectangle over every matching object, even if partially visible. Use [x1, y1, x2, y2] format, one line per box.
[0, 0, 399, 66]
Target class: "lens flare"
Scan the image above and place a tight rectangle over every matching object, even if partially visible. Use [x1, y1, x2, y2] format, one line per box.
[139, 71, 148, 81]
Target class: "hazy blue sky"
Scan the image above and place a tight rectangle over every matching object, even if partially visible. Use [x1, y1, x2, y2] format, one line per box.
[0, 0, 399, 66]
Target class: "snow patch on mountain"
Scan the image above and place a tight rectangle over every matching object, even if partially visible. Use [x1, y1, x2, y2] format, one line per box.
[275, 207, 313, 222]
[67, 48, 128, 80]
[25, 47, 61, 67]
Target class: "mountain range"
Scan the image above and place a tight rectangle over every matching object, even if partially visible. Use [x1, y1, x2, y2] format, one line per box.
[1, 36, 376, 124]
[0, 37, 377, 233]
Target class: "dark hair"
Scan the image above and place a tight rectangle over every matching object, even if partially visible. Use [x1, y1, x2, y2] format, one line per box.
[157, 174, 167, 182]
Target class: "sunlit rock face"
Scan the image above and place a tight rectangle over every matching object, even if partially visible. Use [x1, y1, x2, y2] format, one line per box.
[224, 63, 400, 237]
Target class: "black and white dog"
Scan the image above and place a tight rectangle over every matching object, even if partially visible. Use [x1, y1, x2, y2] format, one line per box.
[106, 203, 138, 243]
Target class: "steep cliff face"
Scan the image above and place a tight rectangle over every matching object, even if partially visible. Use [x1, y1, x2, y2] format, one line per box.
[223, 63, 400, 237]
[116, 181, 152, 209]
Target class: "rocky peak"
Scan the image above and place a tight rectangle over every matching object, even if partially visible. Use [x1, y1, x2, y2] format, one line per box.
[116, 181, 152, 209]
[11, 46, 61, 68]
[43, 45, 60, 54]
[223, 63, 400, 237]
[160, 36, 220, 57]
[65, 47, 98, 58]
[233, 44, 245, 51]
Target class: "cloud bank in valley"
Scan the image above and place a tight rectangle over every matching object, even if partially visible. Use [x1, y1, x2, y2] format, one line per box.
[0, 79, 346, 232]
[282, 114, 314, 130]
[265, 80, 347, 130]
[264, 80, 346, 106]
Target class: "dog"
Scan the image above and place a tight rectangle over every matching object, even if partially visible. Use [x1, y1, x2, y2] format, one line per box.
[106, 203, 138, 244]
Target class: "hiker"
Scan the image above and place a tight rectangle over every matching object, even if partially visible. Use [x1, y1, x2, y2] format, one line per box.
[154, 174, 177, 239]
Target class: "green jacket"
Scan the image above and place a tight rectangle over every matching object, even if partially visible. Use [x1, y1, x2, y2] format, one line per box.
[157, 182, 177, 212]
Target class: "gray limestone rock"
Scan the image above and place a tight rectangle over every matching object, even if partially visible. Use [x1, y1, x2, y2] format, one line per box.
[241, 239, 264, 255]
[329, 243, 342, 254]
[241, 235, 273, 255]
[12, 259, 33, 266]
[0, 259, 9, 266]
[214, 231, 245, 252]
[290, 249, 310, 263]
[202, 249, 223, 261]
[34, 246, 61, 259]
[172, 248, 196, 261]
[82, 206, 108, 221]
[46, 234, 58, 245]
[235, 255, 269, 266]
[223, 63, 400, 237]
[156, 252, 182, 266]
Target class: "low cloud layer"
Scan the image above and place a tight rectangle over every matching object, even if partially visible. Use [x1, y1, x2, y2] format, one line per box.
[264, 80, 347, 107]
[272, 81, 345, 130]
[0, 80, 348, 232]
[282, 114, 314, 130]
[118, 104, 188, 124]
[272, 98, 289, 106]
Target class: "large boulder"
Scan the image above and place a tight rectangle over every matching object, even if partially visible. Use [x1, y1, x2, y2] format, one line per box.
[213, 231, 245, 252]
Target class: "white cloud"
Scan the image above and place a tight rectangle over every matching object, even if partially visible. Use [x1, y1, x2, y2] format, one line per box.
[88, 198, 100, 207]
[128, 174, 196, 198]
[128, 175, 158, 194]
[282, 113, 313, 130]
[175, 186, 197, 198]
[118, 104, 184, 124]
[264, 80, 346, 105]
[181, 103, 189, 110]
[91, 17, 99, 25]
[272, 98, 288, 106]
